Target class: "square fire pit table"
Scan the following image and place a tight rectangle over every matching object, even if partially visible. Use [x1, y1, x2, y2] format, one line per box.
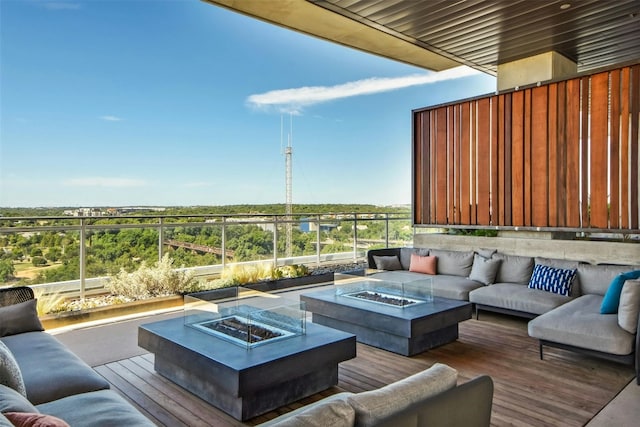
[300, 275, 472, 356]
[138, 288, 355, 421]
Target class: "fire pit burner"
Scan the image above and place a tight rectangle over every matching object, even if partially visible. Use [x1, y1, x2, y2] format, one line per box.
[342, 290, 425, 307]
[192, 315, 295, 347]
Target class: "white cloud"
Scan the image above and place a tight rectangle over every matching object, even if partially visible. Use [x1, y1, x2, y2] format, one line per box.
[247, 66, 483, 114]
[99, 115, 123, 122]
[64, 177, 147, 188]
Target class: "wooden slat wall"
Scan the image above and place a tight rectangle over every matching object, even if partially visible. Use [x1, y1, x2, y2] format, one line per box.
[413, 64, 640, 231]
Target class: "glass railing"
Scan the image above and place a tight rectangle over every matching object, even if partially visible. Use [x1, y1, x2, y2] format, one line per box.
[0, 212, 412, 298]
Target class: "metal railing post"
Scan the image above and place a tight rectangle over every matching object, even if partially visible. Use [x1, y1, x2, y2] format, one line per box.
[221, 217, 227, 270]
[79, 218, 86, 300]
[316, 214, 321, 266]
[273, 215, 278, 266]
[385, 213, 390, 248]
[353, 214, 358, 262]
[158, 217, 165, 262]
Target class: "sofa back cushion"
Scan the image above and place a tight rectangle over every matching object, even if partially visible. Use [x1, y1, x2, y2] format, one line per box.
[400, 248, 429, 270]
[578, 264, 635, 296]
[494, 254, 534, 284]
[0, 341, 26, 398]
[0, 384, 37, 414]
[347, 363, 457, 427]
[429, 250, 474, 277]
[261, 393, 355, 427]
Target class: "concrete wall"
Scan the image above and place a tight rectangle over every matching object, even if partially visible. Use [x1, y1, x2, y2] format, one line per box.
[413, 233, 640, 266]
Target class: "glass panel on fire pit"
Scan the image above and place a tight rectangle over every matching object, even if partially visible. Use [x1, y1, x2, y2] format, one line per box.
[183, 287, 306, 350]
[334, 273, 433, 307]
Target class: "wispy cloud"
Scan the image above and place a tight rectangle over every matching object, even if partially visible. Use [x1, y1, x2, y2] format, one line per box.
[64, 177, 147, 188]
[247, 66, 483, 114]
[43, 2, 82, 11]
[100, 115, 123, 122]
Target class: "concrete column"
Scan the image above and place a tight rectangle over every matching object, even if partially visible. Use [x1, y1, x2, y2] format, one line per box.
[497, 51, 577, 91]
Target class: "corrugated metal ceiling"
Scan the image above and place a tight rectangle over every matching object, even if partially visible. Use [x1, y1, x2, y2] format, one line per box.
[309, 0, 640, 75]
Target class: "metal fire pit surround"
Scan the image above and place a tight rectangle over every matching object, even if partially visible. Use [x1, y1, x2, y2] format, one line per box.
[138, 317, 356, 421]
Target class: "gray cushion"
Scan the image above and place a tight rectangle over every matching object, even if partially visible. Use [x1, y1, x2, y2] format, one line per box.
[0, 332, 110, 405]
[373, 255, 402, 271]
[0, 341, 26, 397]
[431, 275, 484, 301]
[430, 249, 474, 277]
[618, 279, 640, 334]
[494, 254, 534, 284]
[0, 300, 44, 337]
[37, 389, 156, 426]
[400, 248, 429, 270]
[577, 264, 636, 296]
[469, 283, 572, 315]
[0, 384, 38, 414]
[468, 254, 502, 285]
[347, 363, 457, 427]
[528, 295, 635, 355]
[260, 393, 355, 427]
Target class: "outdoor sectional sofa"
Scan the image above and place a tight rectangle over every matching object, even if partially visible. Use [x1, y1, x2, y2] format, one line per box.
[0, 286, 155, 427]
[367, 247, 640, 384]
[259, 362, 493, 427]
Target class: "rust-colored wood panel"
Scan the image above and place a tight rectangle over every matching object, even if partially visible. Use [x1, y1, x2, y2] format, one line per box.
[452, 105, 462, 224]
[497, 95, 506, 226]
[460, 102, 471, 225]
[511, 91, 525, 226]
[566, 78, 582, 227]
[504, 94, 513, 226]
[609, 70, 621, 229]
[630, 65, 639, 229]
[556, 82, 567, 227]
[435, 107, 448, 224]
[581, 77, 590, 227]
[524, 89, 532, 226]
[470, 101, 477, 224]
[589, 72, 610, 228]
[548, 83, 559, 227]
[448, 106, 456, 223]
[531, 86, 549, 227]
[620, 67, 631, 228]
[477, 98, 491, 225]
[430, 112, 437, 224]
[491, 96, 499, 226]
[413, 112, 424, 224]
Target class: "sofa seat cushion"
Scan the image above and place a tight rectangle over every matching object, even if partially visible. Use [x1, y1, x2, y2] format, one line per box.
[0, 332, 109, 405]
[368, 271, 483, 301]
[469, 283, 572, 315]
[37, 389, 155, 427]
[528, 295, 635, 355]
[258, 392, 355, 427]
[347, 363, 457, 427]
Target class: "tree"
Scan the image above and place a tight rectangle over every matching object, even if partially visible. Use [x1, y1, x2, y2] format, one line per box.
[32, 256, 47, 266]
[0, 260, 15, 282]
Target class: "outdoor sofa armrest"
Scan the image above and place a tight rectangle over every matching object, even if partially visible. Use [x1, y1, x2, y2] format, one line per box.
[366, 248, 402, 269]
[0, 286, 35, 308]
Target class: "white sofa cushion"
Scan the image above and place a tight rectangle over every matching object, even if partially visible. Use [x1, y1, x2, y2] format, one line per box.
[528, 295, 635, 355]
[618, 279, 640, 334]
[347, 363, 457, 427]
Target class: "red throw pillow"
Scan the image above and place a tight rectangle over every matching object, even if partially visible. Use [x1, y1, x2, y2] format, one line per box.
[4, 412, 70, 427]
[409, 254, 437, 275]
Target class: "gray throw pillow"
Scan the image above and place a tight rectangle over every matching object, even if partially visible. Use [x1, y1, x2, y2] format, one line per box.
[373, 255, 402, 271]
[618, 279, 640, 334]
[468, 254, 502, 285]
[0, 341, 27, 397]
[0, 299, 44, 337]
[429, 249, 474, 277]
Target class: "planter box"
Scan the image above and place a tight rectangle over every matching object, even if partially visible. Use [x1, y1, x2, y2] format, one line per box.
[40, 295, 184, 330]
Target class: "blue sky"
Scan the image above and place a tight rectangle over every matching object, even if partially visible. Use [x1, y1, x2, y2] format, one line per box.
[0, 0, 496, 208]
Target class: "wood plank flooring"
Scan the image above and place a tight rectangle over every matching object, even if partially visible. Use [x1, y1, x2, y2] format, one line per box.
[95, 317, 634, 427]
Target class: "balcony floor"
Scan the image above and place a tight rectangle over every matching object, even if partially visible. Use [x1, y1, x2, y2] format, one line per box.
[51, 292, 638, 427]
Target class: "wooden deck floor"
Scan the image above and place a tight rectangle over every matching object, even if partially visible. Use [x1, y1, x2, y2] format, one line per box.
[95, 318, 634, 427]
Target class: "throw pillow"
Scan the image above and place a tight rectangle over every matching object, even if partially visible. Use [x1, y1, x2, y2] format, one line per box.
[468, 254, 502, 285]
[372, 255, 402, 271]
[4, 413, 69, 427]
[601, 270, 640, 314]
[0, 341, 27, 397]
[429, 249, 474, 277]
[409, 254, 437, 275]
[0, 384, 38, 414]
[618, 279, 640, 334]
[527, 264, 576, 296]
[0, 299, 44, 337]
[400, 248, 429, 270]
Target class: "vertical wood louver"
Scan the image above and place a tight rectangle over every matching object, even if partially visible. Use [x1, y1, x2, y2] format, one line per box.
[413, 64, 640, 231]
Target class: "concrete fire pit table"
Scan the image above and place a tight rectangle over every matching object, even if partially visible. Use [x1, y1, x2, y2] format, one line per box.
[138, 289, 355, 421]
